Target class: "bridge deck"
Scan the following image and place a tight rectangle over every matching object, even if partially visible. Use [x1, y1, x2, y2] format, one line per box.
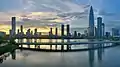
[16, 41, 120, 45]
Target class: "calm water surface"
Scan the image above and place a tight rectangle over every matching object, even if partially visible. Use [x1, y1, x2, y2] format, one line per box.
[0, 45, 120, 67]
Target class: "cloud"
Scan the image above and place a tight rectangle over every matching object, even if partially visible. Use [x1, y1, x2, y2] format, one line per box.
[0, 0, 92, 34]
[99, 10, 116, 16]
[0, 0, 89, 12]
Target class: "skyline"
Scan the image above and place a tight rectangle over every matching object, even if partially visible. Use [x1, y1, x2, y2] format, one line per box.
[0, 0, 120, 34]
[9, 6, 105, 39]
[1, 1, 120, 67]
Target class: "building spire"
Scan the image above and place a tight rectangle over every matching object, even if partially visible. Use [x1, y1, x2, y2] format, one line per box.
[89, 5, 95, 37]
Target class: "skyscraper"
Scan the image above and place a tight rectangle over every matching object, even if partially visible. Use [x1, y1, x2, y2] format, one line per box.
[20, 25, 23, 33]
[105, 32, 111, 38]
[26, 29, 31, 37]
[49, 28, 53, 36]
[34, 28, 37, 36]
[95, 27, 97, 37]
[31, 31, 33, 35]
[66, 24, 70, 36]
[11, 17, 16, 36]
[102, 23, 105, 37]
[97, 17, 102, 38]
[61, 24, 64, 36]
[55, 28, 58, 36]
[78, 33, 81, 37]
[74, 31, 77, 37]
[17, 29, 20, 34]
[9, 29, 12, 38]
[89, 6, 94, 37]
[112, 28, 119, 36]
[17, 29, 20, 38]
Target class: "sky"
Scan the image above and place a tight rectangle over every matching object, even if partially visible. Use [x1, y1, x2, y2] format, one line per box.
[0, 0, 120, 34]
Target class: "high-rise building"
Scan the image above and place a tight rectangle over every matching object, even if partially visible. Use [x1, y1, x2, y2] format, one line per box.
[61, 24, 64, 36]
[31, 31, 33, 35]
[20, 25, 24, 37]
[34, 28, 37, 33]
[17, 29, 20, 37]
[9, 29, 12, 38]
[55, 28, 58, 36]
[11, 17, 16, 36]
[49, 28, 53, 36]
[74, 31, 77, 37]
[112, 28, 119, 36]
[97, 17, 102, 38]
[35, 28, 37, 33]
[34, 28, 37, 36]
[102, 23, 105, 37]
[95, 27, 97, 37]
[89, 6, 94, 37]
[105, 32, 111, 38]
[20, 25, 23, 33]
[66, 24, 70, 36]
[26, 29, 31, 37]
[78, 33, 81, 37]
[17, 29, 20, 34]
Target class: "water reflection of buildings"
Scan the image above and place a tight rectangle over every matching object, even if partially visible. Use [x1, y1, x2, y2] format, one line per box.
[0, 50, 16, 63]
[88, 44, 104, 67]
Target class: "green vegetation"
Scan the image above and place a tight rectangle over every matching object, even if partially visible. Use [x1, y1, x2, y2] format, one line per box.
[0, 36, 18, 55]
[0, 45, 17, 55]
[0, 36, 7, 44]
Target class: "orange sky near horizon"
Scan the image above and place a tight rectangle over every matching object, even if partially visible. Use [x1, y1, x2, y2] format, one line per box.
[0, 24, 67, 35]
[0, 12, 67, 35]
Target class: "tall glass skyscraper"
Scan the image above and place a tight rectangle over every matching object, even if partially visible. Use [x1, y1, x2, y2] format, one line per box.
[20, 25, 23, 33]
[89, 6, 94, 37]
[55, 28, 58, 36]
[66, 24, 70, 36]
[102, 23, 105, 37]
[61, 24, 64, 36]
[11, 17, 16, 36]
[97, 17, 102, 38]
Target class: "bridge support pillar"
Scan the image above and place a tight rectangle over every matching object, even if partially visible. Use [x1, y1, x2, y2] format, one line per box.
[50, 45, 52, 50]
[61, 39, 64, 51]
[20, 39, 23, 48]
[69, 45, 71, 50]
[55, 45, 57, 50]
[38, 45, 40, 49]
[55, 39, 57, 50]
[39, 45, 41, 49]
[28, 45, 30, 48]
[35, 45, 37, 49]
[67, 45, 69, 51]
[67, 39, 70, 51]
[49, 39, 52, 50]
[61, 45, 63, 51]
[34, 39, 37, 49]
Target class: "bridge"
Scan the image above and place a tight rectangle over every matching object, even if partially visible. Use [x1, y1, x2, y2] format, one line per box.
[17, 41, 120, 52]
[16, 41, 120, 45]
[7, 35, 97, 39]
